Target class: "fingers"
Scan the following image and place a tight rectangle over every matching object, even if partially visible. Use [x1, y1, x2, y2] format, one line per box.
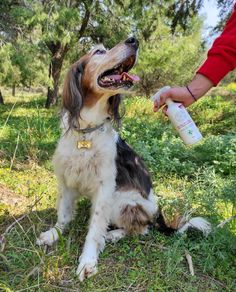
[153, 90, 171, 112]
[153, 91, 169, 112]
[162, 105, 168, 116]
[152, 86, 195, 111]
[153, 100, 159, 112]
[159, 92, 169, 108]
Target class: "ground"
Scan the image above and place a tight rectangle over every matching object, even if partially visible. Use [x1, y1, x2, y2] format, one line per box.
[0, 88, 235, 291]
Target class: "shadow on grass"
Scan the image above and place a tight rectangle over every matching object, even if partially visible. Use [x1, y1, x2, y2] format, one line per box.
[0, 199, 91, 289]
[0, 198, 236, 291]
[0, 112, 60, 165]
[0, 95, 61, 111]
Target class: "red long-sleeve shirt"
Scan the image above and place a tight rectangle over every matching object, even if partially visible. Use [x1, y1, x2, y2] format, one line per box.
[197, 4, 236, 85]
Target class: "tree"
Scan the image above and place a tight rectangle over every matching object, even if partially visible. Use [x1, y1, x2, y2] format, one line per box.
[166, 0, 204, 34]
[0, 44, 18, 102]
[10, 1, 93, 107]
[11, 0, 132, 107]
[0, 90, 4, 104]
[133, 16, 204, 96]
[1, 0, 208, 106]
[215, 0, 235, 31]
[0, 40, 47, 98]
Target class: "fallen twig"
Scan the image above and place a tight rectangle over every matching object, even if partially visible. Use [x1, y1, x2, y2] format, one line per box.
[10, 132, 20, 170]
[2, 214, 27, 238]
[185, 250, 194, 276]
[3, 102, 16, 127]
[217, 214, 236, 228]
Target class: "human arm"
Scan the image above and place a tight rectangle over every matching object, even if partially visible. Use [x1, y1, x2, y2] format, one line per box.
[154, 4, 236, 111]
[197, 3, 236, 85]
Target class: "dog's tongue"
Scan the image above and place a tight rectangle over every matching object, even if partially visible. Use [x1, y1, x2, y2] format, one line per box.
[108, 72, 140, 82]
[123, 72, 140, 82]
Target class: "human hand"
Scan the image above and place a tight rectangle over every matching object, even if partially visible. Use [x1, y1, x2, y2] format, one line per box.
[153, 86, 195, 112]
[153, 74, 214, 113]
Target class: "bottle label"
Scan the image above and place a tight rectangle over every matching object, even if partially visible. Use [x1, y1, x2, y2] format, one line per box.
[177, 119, 192, 130]
[179, 123, 202, 140]
[171, 105, 202, 145]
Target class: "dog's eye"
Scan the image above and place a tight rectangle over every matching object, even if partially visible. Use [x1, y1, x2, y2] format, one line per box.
[94, 49, 106, 55]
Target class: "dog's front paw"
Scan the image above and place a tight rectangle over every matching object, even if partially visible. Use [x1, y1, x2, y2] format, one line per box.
[36, 228, 60, 246]
[106, 229, 126, 243]
[76, 259, 98, 282]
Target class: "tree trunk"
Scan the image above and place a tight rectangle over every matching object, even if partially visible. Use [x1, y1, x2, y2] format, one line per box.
[12, 84, 16, 96]
[44, 4, 91, 108]
[0, 89, 4, 104]
[45, 43, 68, 108]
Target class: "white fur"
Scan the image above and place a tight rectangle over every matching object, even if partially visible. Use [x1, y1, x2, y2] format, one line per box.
[106, 229, 127, 243]
[177, 217, 212, 236]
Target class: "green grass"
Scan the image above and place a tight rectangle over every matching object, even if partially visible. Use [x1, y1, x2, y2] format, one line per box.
[0, 90, 236, 291]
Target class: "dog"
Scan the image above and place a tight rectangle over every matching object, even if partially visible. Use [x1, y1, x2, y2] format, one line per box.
[36, 37, 211, 281]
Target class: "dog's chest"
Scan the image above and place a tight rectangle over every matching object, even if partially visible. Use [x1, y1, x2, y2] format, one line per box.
[53, 129, 117, 197]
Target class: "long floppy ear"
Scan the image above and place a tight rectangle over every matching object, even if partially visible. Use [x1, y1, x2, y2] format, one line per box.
[108, 94, 124, 128]
[62, 62, 85, 129]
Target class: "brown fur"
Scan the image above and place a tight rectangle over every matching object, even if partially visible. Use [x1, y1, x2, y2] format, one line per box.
[61, 44, 128, 130]
[120, 204, 150, 235]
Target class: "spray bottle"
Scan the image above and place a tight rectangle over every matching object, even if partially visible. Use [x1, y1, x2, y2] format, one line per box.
[151, 86, 203, 146]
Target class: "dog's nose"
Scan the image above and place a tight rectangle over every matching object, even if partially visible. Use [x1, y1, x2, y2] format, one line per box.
[125, 37, 139, 50]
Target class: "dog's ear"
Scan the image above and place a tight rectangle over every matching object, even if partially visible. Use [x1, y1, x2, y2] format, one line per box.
[62, 62, 85, 129]
[108, 94, 124, 127]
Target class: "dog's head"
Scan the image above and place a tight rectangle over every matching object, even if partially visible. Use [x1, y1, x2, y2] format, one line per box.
[62, 37, 139, 129]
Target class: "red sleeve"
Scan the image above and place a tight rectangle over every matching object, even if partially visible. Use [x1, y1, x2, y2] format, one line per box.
[197, 4, 236, 86]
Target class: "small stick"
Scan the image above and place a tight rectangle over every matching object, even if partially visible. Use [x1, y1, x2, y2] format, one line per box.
[10, 133, 20, 170]
[3, 214, 27, 237]
[217, 214, 236, 228]
[3, 102, 16, 127]
[185, 250, 194, 276]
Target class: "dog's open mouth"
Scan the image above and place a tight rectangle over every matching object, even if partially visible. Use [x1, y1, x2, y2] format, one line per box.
[98, 55, 140, 89]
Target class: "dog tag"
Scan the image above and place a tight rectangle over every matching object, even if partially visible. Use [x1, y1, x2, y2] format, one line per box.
[77, 140, 92, 149]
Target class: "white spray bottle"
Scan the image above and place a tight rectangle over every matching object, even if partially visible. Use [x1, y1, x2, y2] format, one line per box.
[151, 86, 203, 146]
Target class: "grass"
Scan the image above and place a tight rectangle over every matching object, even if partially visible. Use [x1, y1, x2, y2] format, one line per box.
[0, 89, 236, 291]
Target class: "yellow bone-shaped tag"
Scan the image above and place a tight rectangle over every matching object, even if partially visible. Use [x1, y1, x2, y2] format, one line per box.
[77, 140, 92, 149]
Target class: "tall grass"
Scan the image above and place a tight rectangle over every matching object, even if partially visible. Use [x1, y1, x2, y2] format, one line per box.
[0, 91, 235, 291]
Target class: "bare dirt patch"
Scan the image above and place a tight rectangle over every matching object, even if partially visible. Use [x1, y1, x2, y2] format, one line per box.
[0, 183, 28, 207]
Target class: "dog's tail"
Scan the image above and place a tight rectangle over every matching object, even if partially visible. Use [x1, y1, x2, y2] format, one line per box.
[154, 211, 211, 236]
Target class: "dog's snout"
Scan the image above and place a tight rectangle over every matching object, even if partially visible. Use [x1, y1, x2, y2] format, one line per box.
[125, 37, 139, 50]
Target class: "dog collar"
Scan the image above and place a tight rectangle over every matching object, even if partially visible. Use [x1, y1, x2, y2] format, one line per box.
[74, 118, 111, 149]
[73, 122, 105, 134]
[73, 117, 111, 134]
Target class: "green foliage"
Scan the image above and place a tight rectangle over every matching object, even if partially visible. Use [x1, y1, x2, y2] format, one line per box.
[0, 0, 211, 104]
[134, 17, 204, 96]
[0, 92, 235, 290]
[0, 41, 48, 89]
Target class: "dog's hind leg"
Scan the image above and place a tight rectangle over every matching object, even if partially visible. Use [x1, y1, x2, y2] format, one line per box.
[36, 184, 78, 246]
[110, 189, 158, 236]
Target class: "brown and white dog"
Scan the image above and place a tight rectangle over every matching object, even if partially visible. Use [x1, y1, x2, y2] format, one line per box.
[37, 37, 211, 281]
